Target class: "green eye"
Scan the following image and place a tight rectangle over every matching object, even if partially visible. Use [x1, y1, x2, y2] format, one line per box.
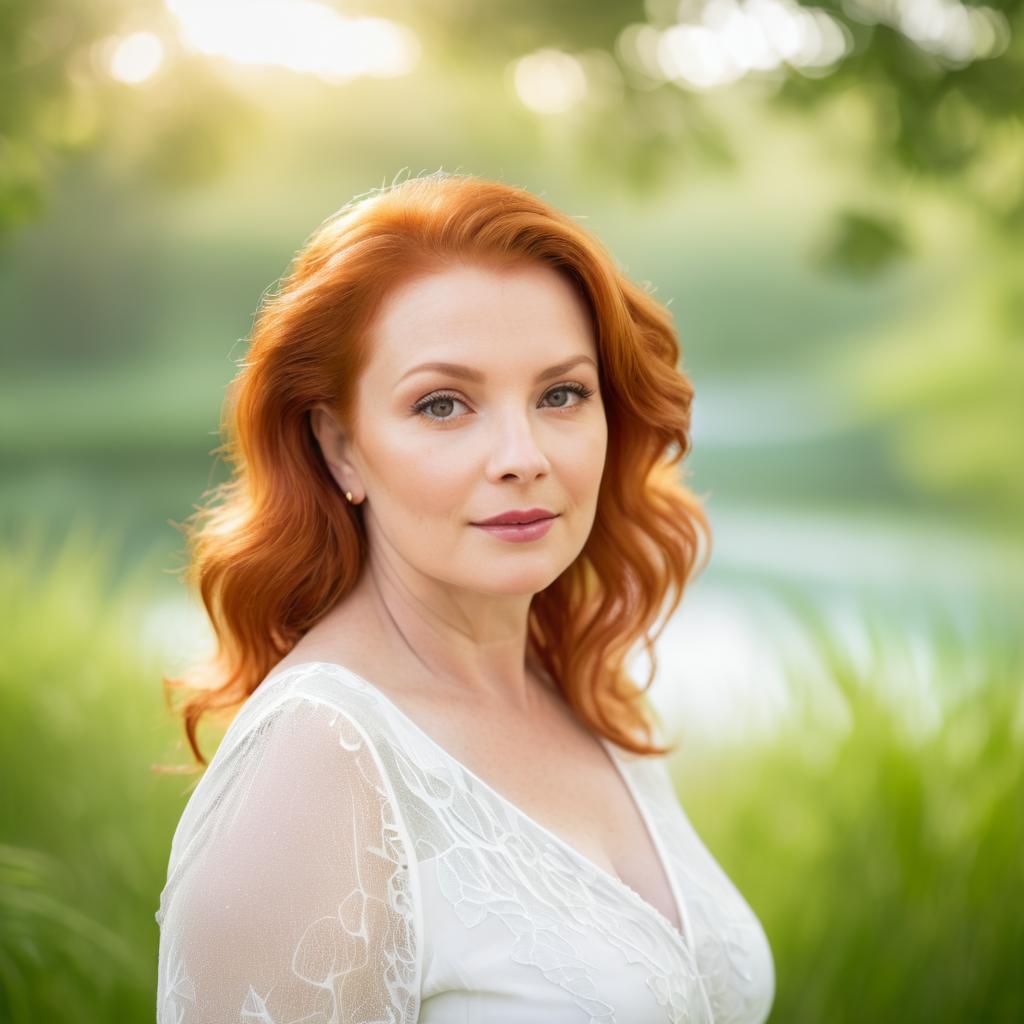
[411, 382, 595, 425]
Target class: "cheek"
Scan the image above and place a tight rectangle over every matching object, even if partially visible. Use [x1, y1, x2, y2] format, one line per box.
[562, 421, 607, 494]
[370, 431, 471, 516]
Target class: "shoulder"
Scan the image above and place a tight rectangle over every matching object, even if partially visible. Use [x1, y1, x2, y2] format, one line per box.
[209, 661, 454, 828]
[173, 663, 409, 861]
[156, 664, 424, 1023]
[161, 663, 420, 909]
[215, 661, 395, 762]
[209, 660, 499, 838]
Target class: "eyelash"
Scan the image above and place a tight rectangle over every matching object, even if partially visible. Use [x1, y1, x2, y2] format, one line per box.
[411, 382, 595, 425]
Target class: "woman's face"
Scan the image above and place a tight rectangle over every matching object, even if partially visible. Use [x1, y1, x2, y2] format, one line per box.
[318, 261, 607, 598]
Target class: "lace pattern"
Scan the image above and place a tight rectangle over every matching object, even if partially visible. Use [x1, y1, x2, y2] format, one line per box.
[635, 753, 776, 1024]
[156, 694, 421, 1023]
[155, 662, 774, 1024]
[388, 736, 711, 1023]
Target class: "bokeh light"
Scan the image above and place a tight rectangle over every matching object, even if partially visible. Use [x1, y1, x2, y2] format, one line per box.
[164, 0, 420, 82]
[107, 30, 165, 84]
[512, 48, 589, 113]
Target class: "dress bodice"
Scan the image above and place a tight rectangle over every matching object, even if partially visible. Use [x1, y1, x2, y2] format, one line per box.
[155, 661, 775, 1023]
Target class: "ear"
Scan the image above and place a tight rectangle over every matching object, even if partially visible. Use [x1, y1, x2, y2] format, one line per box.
[310, 403, 363, 500]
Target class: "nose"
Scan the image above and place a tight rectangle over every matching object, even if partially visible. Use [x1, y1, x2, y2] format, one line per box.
[483, 409, 552, 482]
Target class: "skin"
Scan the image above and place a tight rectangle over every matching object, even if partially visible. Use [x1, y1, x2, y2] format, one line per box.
[308, 260, 607, 715]
[301, 263, 684, 935]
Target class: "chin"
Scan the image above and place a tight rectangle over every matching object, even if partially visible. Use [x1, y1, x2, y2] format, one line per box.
[468, 568, 561, 597]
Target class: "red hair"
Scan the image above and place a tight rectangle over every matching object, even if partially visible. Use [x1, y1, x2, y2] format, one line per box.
[162, 171, 711, 769]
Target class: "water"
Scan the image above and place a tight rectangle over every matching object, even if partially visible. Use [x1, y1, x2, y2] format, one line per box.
[640, 501, 1022, 748]
[139, 501, 1023, 751]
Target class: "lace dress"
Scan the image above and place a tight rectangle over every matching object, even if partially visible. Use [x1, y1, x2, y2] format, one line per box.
[155, 661, 775, 1023]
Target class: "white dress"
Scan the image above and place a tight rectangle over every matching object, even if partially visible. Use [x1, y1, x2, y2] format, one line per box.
[155, 661, 775, 1023]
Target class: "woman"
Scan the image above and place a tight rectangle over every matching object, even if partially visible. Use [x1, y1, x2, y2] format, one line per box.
[155, 171, 775, 1023]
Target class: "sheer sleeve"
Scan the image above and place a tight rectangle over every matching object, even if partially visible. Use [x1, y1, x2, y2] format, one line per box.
[155, 695, 421, 1024]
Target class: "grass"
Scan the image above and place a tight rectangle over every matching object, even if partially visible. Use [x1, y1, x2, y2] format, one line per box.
[674, 583, 1024, 1022]
[0, 522, 193, 1022]
[0, 520, 1020, 1021]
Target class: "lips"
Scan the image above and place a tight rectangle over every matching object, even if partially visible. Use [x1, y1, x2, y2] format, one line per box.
[470, 515, 558, 542]
[473, 508, 557, 526]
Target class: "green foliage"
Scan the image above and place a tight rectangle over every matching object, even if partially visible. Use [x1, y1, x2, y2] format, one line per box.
[5, 0, 1024, 234]
[0, 521, 191, 1021]
[836, 231, 1024, 529]
[0, 843, 136, 1021]
[3, 0, 1017, 517]
[812, 207, 911, 277]
[674, 586, 1024, 1022]
[0, 0, 132, 236]
[0, 0, 260, 241]
[2, 521, 1021, 1019]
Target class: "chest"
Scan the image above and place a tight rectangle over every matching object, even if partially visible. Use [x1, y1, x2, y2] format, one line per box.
[380, 696, 729, 1024]
[395, 688, 685, 940]
[256, 663, 777, 1023]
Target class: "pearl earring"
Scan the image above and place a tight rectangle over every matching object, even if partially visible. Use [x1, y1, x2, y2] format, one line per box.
[345, 491, 353, 503]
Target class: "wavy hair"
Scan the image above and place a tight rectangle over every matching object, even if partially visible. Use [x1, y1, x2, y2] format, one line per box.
[161, 170, 712, 770]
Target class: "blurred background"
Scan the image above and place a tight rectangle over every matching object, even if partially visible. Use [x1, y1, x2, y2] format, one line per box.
[1, 0, 1022, 1019]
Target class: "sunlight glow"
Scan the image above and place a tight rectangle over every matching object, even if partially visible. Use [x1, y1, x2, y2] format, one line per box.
[164, 0, 419, 82]
[615, 23, 666, 82]
[619, 0, 1004, 93]
[108, 31, 165, 84]
[653, 0, 851, 90]
[840, 0, 1010, 63]
[512, 49, 589, 114]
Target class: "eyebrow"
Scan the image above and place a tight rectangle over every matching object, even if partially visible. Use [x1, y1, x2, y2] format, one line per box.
[398, 354, 598, 385]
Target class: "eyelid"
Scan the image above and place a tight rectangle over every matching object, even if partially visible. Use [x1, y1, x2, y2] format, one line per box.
[411, 380, 593, 422]
[416, 380, 588, 404]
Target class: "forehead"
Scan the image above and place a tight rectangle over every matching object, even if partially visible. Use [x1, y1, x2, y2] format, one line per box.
[365, 262, 596, 374]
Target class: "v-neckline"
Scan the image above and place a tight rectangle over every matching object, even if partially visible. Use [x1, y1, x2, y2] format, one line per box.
[265, 659, 696, 960]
